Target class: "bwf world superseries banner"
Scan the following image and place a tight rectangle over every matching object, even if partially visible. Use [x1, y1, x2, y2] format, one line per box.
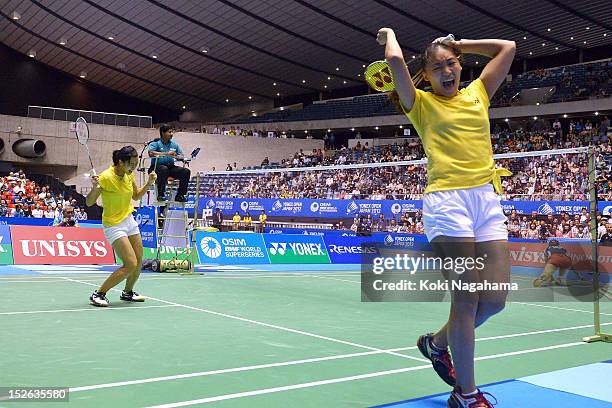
[187, 198, 612, 218]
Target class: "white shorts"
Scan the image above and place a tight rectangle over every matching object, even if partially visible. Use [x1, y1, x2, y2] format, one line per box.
[423, 184, 508, 242]
[103, 214, 140, 245]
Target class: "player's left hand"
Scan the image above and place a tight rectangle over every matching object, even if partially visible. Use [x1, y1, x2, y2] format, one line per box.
[147, 172, 157, 185]
[432, 34, 456, 46]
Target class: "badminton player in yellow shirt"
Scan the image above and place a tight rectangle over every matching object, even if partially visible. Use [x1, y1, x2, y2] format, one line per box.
[377, 28, 515, 407]
[86, 146, 157, 307]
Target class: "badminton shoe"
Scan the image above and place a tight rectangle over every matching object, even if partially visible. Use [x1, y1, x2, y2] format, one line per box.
[120, 290, 146, 302]
[417, 333, 456, 386]
[90, 291, 109, 307]
[448, 388, 497, 408]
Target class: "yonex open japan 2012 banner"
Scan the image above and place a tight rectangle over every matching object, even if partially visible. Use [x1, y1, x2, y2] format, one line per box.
[190, 197, 612, 218]
[10, 226, 116, 265]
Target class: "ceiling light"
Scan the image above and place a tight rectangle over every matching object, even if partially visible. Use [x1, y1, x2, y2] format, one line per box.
[280, 107, 284, 111]
[584, 41, 587, 44]
[604, 33, 608, 37]
[183, 105, 186, 109]
[304, 130, 308, 133]
[302, 79, 306, 83]
[11, 11, 21, 20]
[327, 76, 331, 80]
[357, 74, 361, 77]
[273, 82, 277, 86]
[533, 116, 537, 120]
[412, 55, 416, 59]
[107, 33, 115, 40]
[504, 118, 509, 122]
[523, 36, 527, 40]
[375, 126, 379, 130]
[200, 47, 209, 53]
[225, 99, 229, 103]
[335, 67, 339, 71]
[563, 114, 567, 118]
[343, 80, 347, 84]
[547, 28, 551, 32]
[362, 64, 366, 68]
[399, 125, 403, 128]
[324, 85, 327, 88]
[595, 111, 599, 115]
[529, 51, 533, 55]
[276, 92, 280, 96]
[251, 110, 255, 113]
[151, 53, 158, 59]
[586, 27, 590, 30]
[28, 50, 36, 58]
[248, 96, 252, 100]
[570, 36, 574, 40]
[59, 37, 67, 45]
[351, 128, 355, 131]
[555, 47, 559, 50]
[536, 102, 540, 105]
[327, 129, 331, 132]
[79, 71, 87, 78]
[475, 61, 479, 64]
[542, 43, 546, 46]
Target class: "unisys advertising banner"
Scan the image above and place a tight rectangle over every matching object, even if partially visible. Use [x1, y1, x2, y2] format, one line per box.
[10, 226, 116, 265]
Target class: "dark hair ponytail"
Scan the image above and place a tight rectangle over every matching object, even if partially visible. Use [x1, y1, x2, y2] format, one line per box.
[112, 146, 138, 165]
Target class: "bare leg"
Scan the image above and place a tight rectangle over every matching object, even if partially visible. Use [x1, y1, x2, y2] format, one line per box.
[98, 237, 138, 293]
[124, 234, 144, 292]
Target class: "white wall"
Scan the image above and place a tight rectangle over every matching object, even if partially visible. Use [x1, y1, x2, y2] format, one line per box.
[171, 132, 324, 174]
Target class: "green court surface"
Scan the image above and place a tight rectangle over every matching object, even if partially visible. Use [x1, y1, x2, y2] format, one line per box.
[0, 270, 610, 407]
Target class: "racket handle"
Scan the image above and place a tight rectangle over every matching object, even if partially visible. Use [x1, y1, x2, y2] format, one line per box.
[91, 168, 97, 177]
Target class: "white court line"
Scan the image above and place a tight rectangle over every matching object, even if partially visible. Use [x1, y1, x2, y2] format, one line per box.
[511, 301, 612, 316]
[0, 274, 363, 284]
[145, 341, 590, 407]
[68, 321, 612, 394]
[0, 305, 179, 316]
[60, 277, 429, 364]
[303, 274, 361, 284]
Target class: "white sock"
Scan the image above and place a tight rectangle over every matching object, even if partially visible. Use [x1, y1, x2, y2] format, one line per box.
[461, 389, 479, 397]
[430, 338, 447, 351]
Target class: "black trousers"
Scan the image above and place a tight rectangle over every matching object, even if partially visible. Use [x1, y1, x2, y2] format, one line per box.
[154, 164, 191, 197]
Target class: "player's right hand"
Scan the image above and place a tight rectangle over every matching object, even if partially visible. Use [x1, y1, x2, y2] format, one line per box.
[91, 175, 100, 189]
[377, 28, 394, 45]
[167, 151, 177, 157]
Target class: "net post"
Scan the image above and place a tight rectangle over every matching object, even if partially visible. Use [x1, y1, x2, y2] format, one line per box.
[583, 145, 611, 343]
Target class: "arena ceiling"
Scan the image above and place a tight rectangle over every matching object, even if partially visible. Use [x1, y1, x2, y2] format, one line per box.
[1, 0, 610, 111]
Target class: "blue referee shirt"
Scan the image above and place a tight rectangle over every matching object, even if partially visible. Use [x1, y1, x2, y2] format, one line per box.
[148, 139, 183, 167]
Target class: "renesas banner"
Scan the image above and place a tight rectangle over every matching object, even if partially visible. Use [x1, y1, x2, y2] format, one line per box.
[10, 226, 116, 265]
[195, 198, 611, 218]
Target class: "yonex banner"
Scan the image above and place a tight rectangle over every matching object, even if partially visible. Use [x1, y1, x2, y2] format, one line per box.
[191, 198, 612, 218]
[195, 232, 269, 264]
[0, 225, 13, 264]
[263, 234, 330, 264]
[10, 226, 116, 265]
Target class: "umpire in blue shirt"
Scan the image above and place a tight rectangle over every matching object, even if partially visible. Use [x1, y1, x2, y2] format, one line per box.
[148, 125, 191, 202]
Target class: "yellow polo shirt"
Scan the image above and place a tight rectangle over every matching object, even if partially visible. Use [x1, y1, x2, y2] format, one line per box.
[404, 78, 511, 194]
[98, 166, 135, 226]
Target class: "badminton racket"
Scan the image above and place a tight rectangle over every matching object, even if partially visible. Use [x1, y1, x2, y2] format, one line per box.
[74, 117, 96, 176]
[364, 60, 424, 92]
